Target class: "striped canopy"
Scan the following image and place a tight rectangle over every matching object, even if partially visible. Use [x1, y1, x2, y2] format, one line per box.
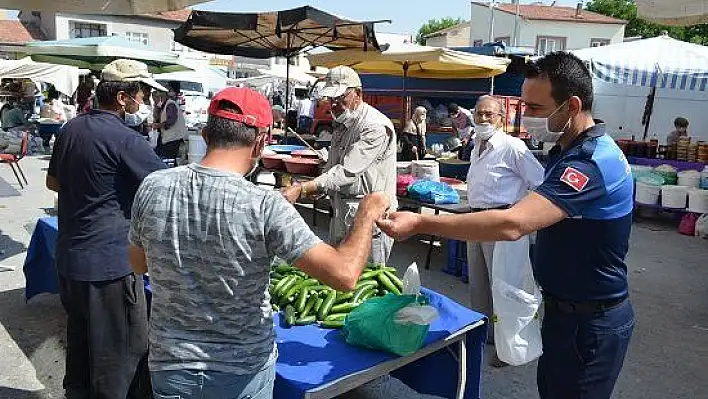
[572, 35, 708, 91]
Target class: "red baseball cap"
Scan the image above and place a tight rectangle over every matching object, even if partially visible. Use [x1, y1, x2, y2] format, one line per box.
[208, 87, 273, 128]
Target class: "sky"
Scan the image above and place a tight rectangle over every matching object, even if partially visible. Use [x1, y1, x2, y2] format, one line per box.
[195, 0, 583, 35]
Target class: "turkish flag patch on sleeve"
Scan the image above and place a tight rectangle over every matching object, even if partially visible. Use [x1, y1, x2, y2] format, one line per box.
[560, 167, 589, 192]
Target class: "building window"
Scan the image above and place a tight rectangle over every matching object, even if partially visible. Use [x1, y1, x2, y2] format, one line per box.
[536, 36, 566, 56]
[473, 39, 484, 47]
[450, 30, 459, 37]
[590, 38, 610, 47]
[70, 21, 107, 39]
[494, 36, 510, 46]
[125, 32, 149, 46]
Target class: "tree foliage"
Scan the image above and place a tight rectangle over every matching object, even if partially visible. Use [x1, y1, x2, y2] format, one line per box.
[415, 17, 465, 45]
[585, 0, 708, 45]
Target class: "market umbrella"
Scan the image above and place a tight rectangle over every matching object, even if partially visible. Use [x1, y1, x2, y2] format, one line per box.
[572, 34, 708, 138]
[636, 0, 708, 26]
[22, 36, 190, 74]
[0, 0, 206, 14]
[308, 43, 510, 121]
[0, 57, 81, 96]
[173, 7, 388, 112]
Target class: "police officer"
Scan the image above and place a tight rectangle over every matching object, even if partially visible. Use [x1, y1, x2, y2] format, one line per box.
[377, 52, 635, 399]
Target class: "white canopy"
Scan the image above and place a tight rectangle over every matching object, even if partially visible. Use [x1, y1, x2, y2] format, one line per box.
[0, 58, 81, 96]
[572, 35, 708, 92]
[636, 0, 708, 26]
[257, 66, 318, 85]
[0, 0, 206, 14]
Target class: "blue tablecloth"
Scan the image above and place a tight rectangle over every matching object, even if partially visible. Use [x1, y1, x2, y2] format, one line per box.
[274, 287, 487, 399]
[23, 217, 487, 398]
[23, 217, 59, 301]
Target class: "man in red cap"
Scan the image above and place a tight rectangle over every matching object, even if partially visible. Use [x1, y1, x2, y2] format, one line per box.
[127, 87, 390, 399]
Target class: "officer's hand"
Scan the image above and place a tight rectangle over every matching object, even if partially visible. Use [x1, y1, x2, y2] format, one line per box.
[280, 183, 301, 204]
[376, 211, 422, 241]
[359, 192, 390, 219]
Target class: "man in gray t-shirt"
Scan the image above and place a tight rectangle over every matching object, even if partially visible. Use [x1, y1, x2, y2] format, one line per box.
[128, 87, 389, 399]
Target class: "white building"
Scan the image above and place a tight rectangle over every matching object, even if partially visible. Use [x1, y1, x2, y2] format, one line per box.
[469, 2, 626, 54]
[424, 22, 471, 47]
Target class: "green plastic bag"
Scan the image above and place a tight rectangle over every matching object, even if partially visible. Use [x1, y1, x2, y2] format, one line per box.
[342, 294, 430, 356]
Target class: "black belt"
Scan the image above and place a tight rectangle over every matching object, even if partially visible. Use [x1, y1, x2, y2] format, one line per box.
[543, 295, 628, 314]
[470, 204, 510, 213]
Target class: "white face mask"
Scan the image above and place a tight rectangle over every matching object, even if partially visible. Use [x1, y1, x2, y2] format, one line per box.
[332, 109, 354, 125]
[474, 123, 497, 141]
[125, 104, 151, 127]
[523, 101, 569, 143]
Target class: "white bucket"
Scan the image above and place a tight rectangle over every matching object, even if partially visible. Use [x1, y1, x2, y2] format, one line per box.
[687, 188, 708, 214]
[411, 160, 440, 182]
[635, 182, 661, 205]
[661, 185, 688, 209]
[188, 152, 204, 163]
[396, 162, 412, 175]
[677, 170, 702, 188]
[188, 135, 207, 155]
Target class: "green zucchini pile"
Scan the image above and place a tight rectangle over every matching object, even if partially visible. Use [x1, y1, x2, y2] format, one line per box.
[269, 263, 404, 329]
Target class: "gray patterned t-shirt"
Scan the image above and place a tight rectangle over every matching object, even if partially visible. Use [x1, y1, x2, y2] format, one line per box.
[130, 163, 321, 374]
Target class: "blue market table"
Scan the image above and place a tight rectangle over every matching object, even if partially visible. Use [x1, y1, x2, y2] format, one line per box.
[23, 217, 487, 399]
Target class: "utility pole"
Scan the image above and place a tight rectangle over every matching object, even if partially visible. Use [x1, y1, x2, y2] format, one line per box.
[513, 0, 520, 46]
[487, 0, 496, 43]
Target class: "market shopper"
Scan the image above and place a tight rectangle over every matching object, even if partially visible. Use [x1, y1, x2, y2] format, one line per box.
[448, 102, 474, 143]
[399, 106, 427, 161]
[46, 59, 167, 399]
[667, 116, 689, 146]
[464, 95, 544, 366]
[127, 87, 391, 399]
[281, 66, 397, 264]
[378, 52, 635, 399]
[153, 82, 187, 161]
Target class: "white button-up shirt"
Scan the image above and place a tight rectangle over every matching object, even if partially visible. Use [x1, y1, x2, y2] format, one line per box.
[466, 130, 544, 209]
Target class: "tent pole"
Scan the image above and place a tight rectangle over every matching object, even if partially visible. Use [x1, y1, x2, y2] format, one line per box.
[285, 32, 291, 142]
[402, 62, 410, 129]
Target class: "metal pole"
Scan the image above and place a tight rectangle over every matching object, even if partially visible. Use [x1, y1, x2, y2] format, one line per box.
[513, 0, 520, 46]
[285, 32, 291, 141]
[488, 0, 495, 43]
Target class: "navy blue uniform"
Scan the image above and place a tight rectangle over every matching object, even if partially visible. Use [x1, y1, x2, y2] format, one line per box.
[533, 123, 635, 399]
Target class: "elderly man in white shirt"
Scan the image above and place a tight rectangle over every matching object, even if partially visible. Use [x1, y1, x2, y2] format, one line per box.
[465, 95, 544, 365]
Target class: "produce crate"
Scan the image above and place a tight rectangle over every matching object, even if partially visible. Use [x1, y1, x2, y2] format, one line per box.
[444, 240, 468, 283]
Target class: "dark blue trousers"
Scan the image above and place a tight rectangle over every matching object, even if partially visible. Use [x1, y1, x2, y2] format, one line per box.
[537, 299, 634, 399]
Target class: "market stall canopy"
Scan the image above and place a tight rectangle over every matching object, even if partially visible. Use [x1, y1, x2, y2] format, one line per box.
[0, 0, 206, 14]
[307, 44, 510, 79]
[0, 57, 80, 96]
[172, 7, 386, 58]
[636, 0, 708, 26]
[572, 34, 708, 92]
[22, 36, 190, 73]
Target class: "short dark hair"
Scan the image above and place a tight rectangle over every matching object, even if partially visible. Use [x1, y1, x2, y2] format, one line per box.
[525, 51, 594, 111]
[204, 100, 259, 149]
[674, 117, 689, 128]
[95, 81, 141, 107]
[448, 103, 459, 114]
[47, 86, 60, 100]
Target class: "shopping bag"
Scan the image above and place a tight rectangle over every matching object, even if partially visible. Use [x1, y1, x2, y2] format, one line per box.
[679, 213, 699, 236]
[491, 236, 543, 366]
[342, 263, 438, 356]
[148, 130, 159, 149]
[407, 180, 459, 205]
[696, 213, 708, 239]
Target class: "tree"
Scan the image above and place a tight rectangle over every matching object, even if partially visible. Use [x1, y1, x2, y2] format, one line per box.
[415, 17, 465, 45]
[585, 0, 708, 45]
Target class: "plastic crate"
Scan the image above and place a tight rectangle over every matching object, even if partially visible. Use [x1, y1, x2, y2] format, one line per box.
[444, 240, 468, 283]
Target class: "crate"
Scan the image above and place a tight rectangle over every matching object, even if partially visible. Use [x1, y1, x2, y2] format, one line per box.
[444, 240, 468, 283]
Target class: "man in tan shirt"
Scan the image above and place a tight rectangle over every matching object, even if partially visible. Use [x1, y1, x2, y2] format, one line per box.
[282, 66, 397, 264]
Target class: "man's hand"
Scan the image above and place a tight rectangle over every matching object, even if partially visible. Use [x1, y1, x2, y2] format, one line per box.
[280, 183, 302, 204]
[376, 211, 423, 241]
[151, 123, 162, 130]
[359, 192, 391, 220]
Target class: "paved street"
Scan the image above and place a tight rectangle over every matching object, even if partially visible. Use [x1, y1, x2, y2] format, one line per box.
[1, 155, 707, 398]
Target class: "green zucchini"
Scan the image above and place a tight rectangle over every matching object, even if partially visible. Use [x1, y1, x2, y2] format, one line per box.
[376, 271, 401, 295]
[330, 302, 359, 314]
[317, 290, 337, 321]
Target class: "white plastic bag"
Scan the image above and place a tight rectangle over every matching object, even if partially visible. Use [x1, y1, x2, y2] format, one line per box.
[148, 130, 159, 149]
[491, 236, 543, 366]
[394, 263, 438, 326]
[696, 213, 708, 239]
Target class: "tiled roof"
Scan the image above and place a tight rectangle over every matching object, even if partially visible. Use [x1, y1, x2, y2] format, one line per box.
[0, 20, 46, 44]
[472, 2, 627, 24]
